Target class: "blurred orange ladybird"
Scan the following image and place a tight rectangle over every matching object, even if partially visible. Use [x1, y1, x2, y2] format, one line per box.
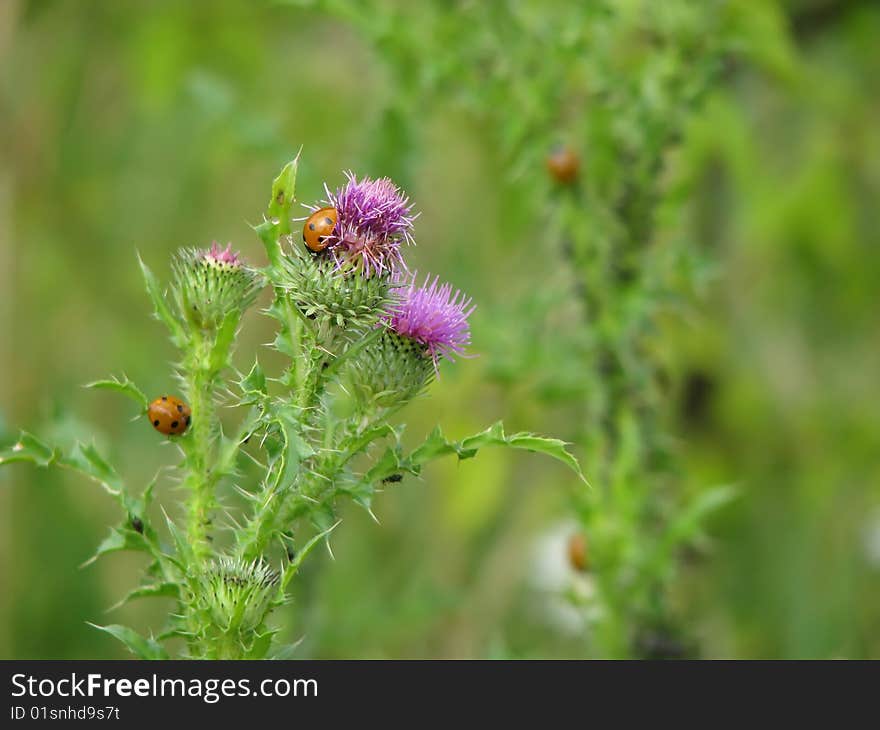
[148, 395, 191, 436]
[303, 207, 338, 252]
[546, 146, 580, 184]
[567, 532, 590, 572]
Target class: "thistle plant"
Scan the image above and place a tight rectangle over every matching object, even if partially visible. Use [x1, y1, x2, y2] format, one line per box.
[0, 154, 583, 659]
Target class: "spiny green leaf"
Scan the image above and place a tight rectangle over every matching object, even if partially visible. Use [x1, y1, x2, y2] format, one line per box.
[138, 253, 187, 346]
[279, 519, 341, 592]
[87, 623, 168, 660]
[362, 444, 420, 484]
[308, 501, 337, 535]
[161, 507, 192, 567]
[64, 442, 124, 496]
[86, 376, 150, 412]
[353, 421, 586, 493]
[259, 152, 300, 269]
[340, 422, 399, 464]
[119, 471, 159, 529]
[108, 582, 180, 612]
[270, 406, 316, 491]
[240, 358, 268, 397]
[0, 432, 57, 468]
[267, 152, 300, 234]
[1, 433, 131, 498]
[208, 309, 240, 373]
[322, 326, 384, 380]
[245, 629, 279, 660]
[82, 527, 152, 567]
[413, 422, 587, 483]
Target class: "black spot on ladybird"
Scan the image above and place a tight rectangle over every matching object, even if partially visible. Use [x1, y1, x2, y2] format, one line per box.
[153, 420, 160, 427]
[171, 420, 179, 429]
[324, 217, 333, 226]
[177, 404, 184, 413]
[161, 396, 167, 401]
[309, 222, 315, 230]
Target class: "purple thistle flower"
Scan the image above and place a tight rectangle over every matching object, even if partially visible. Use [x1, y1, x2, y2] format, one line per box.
[203, 242, 241, 267]
[387, 274, 475, 367]
[315, 171, 416, 277]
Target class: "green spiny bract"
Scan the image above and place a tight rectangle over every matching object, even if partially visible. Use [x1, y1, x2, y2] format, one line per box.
[173, 244, 264, 331]
[346, 330, 435, 409]
[186, 556, 280, 659]
[277, 236, 394, 332]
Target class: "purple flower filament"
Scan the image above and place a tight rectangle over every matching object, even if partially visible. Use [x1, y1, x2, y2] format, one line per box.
[318, 172, 416, 277]
[389, 274, 475, 369]
[203, 242, 241, 267]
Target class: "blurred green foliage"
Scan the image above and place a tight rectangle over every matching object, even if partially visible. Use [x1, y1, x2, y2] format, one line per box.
[1, 0, 878, 658]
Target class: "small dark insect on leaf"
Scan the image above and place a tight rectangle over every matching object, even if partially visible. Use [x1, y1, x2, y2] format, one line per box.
[382, 474, 403, 483]
[130, 517, 144, 534]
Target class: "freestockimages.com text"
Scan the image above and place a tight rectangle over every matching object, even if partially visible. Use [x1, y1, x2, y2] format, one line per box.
[10, 673, 317, 704]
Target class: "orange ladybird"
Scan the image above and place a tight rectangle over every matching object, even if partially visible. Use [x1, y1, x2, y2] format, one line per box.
[302, 207, 338, 252]
[147, 395, 191, 436]
[567, 532, 590, 572]
[546, 146, 580, 184]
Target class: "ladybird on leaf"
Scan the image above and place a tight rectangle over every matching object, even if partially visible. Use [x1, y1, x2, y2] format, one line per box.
[302, 207, 338, 252]
[148, 395, 191, 436]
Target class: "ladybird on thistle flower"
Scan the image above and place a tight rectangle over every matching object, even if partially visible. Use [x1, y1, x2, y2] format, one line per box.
[310, 171, 416, 277]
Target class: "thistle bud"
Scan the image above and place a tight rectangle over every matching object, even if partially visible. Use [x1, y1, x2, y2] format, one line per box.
[347, 329, 436, 408]
[193, 556, 280, 648]
[173, 243, 264, 330]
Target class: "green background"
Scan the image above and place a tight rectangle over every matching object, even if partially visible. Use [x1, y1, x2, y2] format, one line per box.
[1, 0, 878, 658]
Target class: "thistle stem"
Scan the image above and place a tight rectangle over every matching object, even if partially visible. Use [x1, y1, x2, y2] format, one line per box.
[183, 331, 220, 565]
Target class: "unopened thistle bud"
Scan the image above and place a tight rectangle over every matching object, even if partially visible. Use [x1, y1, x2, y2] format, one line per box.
[348, 274, 474, 408]
[196, 556, 279, 638]
[174, 243, 264, 330]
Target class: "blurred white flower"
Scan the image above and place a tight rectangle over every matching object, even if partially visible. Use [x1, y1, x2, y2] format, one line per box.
[529, 520, 598, 635]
